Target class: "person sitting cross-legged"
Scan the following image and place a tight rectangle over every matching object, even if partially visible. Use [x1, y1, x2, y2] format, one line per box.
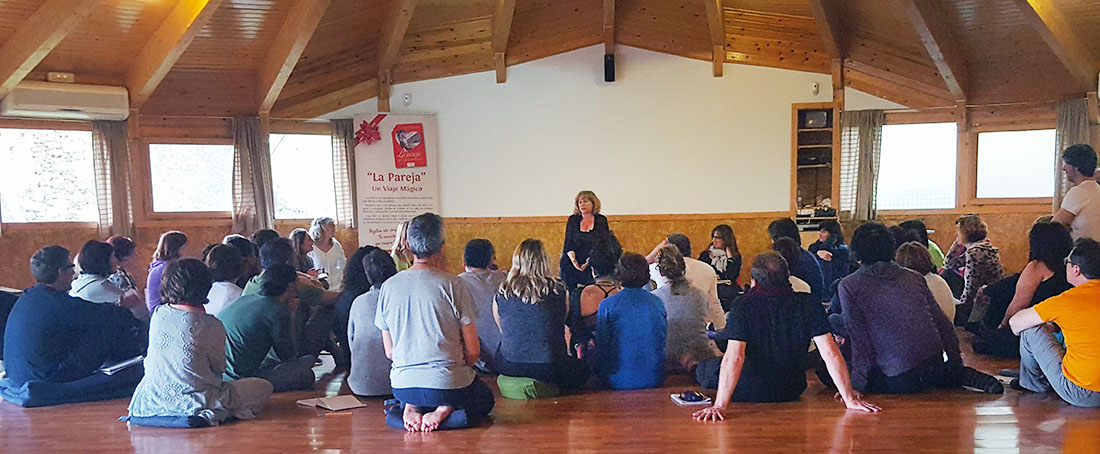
[693, 252, 879, 421]
[1, 245, 145, 407]
[1009, 238, 1100, 407]
[457, 238, 506, 374]
[221, 264, 316, 393]
[128, 259, 273, 425]
[835, 222, 1002, 395]
[376, 213, 494, 432]
[347, 248, 397, 397]
[595, 252, 668, 390]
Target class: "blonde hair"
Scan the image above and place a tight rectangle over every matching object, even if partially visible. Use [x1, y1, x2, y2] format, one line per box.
[572, 190, 601, 215]
[500, 238, 562, 304]
[391, 221, 411, 258]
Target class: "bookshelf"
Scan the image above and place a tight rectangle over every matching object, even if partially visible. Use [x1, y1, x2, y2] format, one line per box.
[790, 102, 840, 227]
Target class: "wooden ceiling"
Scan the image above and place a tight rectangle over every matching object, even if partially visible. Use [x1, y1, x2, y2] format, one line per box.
[0, 0, 1097, 119]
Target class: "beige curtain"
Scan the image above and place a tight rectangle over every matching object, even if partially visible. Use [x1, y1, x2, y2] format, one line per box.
[91, 120, 133, 238]
[1054, 98, 1091, 211]
[839, 110, 885, 222]
[231, 116, 275, 234]
[331, 119, 357, 229]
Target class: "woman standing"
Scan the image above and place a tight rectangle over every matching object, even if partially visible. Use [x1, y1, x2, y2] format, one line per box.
[698, 224, 742, 307]
[307, 217, 347, 292]
[495, 239, 589, 389]
[808, 220, 851, 301]
[146, 231, 188, 314]
[128, 259, 273, 425]
[559, 190, 610, 290]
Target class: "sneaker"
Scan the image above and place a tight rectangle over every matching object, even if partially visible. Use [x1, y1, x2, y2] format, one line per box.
[959, 366, 1004, 394]
[1008, 378, 1035, 392]
[999, 368, 1020, 378]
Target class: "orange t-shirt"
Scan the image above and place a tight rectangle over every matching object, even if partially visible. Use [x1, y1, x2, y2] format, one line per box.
[1033, 279, 1100, 392]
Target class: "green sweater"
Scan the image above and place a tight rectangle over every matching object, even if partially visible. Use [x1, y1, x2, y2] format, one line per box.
[219, 293, 294, 379]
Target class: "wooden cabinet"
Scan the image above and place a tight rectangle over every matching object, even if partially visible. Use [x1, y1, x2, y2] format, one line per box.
[790, 102, 840, 221]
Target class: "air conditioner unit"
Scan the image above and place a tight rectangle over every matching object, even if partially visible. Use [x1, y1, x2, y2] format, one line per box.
[0, 81, 129, 121]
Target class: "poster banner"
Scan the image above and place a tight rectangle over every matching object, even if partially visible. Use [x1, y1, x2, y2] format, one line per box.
[354, 114, 440, 249]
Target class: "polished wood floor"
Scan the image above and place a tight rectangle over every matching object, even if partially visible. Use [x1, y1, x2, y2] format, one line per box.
[1, 330, 1098, 453]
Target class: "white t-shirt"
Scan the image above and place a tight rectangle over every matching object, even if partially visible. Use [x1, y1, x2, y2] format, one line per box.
[206, 281, 244, 318]
[924, 272, 957, 321]
[1061, 179, 1100, 241]
[650, 257, 724, 329]
[308, 239, 347, 292]
[790, 276, 811, 294]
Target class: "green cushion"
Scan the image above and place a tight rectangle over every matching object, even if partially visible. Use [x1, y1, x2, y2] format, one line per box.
[496, 375, 560, 400]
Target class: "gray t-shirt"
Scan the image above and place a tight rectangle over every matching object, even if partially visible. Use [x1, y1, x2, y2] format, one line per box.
[457, 269, 506, 371]
[375, 269, 478, 389]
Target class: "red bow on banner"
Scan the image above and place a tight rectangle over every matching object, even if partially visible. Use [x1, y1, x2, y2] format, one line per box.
[355, 114, 387, 146]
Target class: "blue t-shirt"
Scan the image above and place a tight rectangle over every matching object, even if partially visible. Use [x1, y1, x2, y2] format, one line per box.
[595, 288, 667, 390]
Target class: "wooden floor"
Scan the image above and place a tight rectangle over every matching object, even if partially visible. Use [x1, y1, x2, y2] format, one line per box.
[2, 331, 1098, 453]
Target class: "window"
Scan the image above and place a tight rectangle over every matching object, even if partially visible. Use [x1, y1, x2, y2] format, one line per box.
[148, 143, 234, 213]
[975, 129, 1056, 199]
[269, 133, 336, 220]
[876, 122, 958, 210]
[0, 128, 97, 223]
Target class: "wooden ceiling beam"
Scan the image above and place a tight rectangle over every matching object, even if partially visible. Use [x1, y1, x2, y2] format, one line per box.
[0, 0, 99, 99]
[899, 0, 968, 102]
[272, 78, 378, 119]
[604, 0, 615, 55]
[806, 0, 843, 60]
[703, 0, 724, 77]
[377, 0, 419, 112]
[1011, 0, 1100, 91]
[257, 0, 331, 113]
[492, 0, 517, 83]
[127, 0, 225, 109]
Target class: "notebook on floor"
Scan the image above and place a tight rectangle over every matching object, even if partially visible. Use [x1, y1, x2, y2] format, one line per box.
[296, 395, 367, 411]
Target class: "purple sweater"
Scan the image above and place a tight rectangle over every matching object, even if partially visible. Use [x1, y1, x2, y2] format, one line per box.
[836, 262, 961, 392]
[146, 260, 168, 313]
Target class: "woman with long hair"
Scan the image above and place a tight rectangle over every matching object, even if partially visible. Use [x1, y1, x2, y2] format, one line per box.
[307, 217, 347, 291]
[699, 224, 742, 308]
[390, 221, 413, 271]
[335, 246, 379, 370]
[348, 248, 399, 396]
[147, 230, 188, 313]
[494, 239, 589, 389]
[808, 220, 851, 301]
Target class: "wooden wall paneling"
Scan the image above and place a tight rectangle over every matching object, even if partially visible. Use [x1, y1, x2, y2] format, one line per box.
[838, 0, 929, 58]
[142, 69, 257, 117]
[504, 0, 601, 67]
[723, 9, 832, 74]
[174, 0, 293, 71]
[1009, 0, 1100, 92]
[703, 0, 724, 76]
[967, 102, 1057, 131]
[898, 0, 968, 102]
[32, 0, 174, 79]
[257, 0, 332, 113]
[806, 0, 843, 60]
[127, 0, 226, 109]
[376, 0, 419, 112]
[1058, 0, 1100, 54]
[0, 0, 100, 98]
[0, 1, 40, 44]
[492, 0, 518, 83]
[616, 0, 711, 62]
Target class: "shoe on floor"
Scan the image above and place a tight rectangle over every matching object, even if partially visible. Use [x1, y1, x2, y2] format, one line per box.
[959, 366, 1004, 394]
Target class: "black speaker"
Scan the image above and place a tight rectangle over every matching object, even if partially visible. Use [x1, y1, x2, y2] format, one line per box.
[604, 54, 615, 82]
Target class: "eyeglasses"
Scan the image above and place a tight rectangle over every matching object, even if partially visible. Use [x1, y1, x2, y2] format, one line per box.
[1065, 257, 1074, 266]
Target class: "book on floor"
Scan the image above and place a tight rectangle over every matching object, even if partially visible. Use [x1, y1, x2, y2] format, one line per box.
[99, 356, 144, 375]
[296, 395, 368, 412]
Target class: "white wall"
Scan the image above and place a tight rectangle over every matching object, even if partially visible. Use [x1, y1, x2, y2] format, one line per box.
[844, 88, 908, 111]
[326, 45, 897, 217]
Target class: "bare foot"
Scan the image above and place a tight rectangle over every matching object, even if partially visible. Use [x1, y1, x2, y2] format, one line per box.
[419, 405, 454, 432]
[402, 404, 422, 432]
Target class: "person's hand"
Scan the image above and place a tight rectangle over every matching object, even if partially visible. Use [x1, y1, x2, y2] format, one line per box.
[579, 259, 590, 271]
[572, 258, 586, 271]
[835, 392, 881, 413]
[306, 269, 321, 279]
[817, 250, 834, 261]
[693, 405, 725, 422]
[119, 289, 143, 309]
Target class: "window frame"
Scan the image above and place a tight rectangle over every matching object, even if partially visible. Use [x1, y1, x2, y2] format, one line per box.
[139, 137, 236, 222]
[268, 122, 334, 222]
[968, 123, 1056, 207]
[0, 120, 99, 228]
[873, 114, 960, 212]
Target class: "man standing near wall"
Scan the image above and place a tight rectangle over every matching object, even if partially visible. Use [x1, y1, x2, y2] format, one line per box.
[1054, 144, 1100, 241]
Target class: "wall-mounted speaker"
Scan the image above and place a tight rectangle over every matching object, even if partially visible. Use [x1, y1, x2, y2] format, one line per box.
[604, 54, 615, 82]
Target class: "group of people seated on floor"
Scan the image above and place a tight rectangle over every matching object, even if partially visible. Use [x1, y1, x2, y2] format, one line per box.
[2, 144, 1100, 431]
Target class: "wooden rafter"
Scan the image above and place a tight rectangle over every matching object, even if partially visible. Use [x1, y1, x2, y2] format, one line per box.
[0, 0, 99, 99]
[806, 0, 843, 60]
[703, 0, 724, 77]
[492, 0, 517, 83]
[1011, 0, 1100, 91]
[257, 0, 331, 113]
[603, 0, 615, 55]
[899, 0, 968, 101]
[377, 0, 419, 112]
[127, 0, 225, 109]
